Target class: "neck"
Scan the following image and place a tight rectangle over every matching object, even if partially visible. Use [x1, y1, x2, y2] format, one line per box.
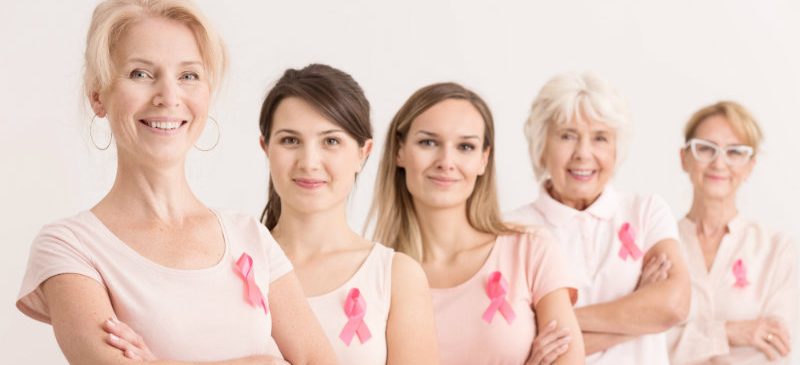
[270, 202, 361, 257]
[546, 180, 601, 211]
[95, 157, 202, 222]
[686, 192, 738, 236]
[415, 201, 493, 262]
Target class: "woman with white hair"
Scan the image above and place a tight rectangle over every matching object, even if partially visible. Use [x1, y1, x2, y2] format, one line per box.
[506, 72, 691, 365]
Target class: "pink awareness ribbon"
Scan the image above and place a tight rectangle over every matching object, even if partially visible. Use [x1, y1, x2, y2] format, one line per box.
[732, 259, 750, 288]
[235, 253, 268, 315]
[482, 271, 516, 324]
[617, 222, 643, 261]
[339, 288, 372, 345]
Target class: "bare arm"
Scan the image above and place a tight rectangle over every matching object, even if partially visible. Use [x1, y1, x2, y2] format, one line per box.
[576, 239, 690, 335]
[268, 272, 339, 365]
[385, 254, 439, 365]
[581, 332, 634, 355]
[42, 274, 275, 365]
[527, 288, 585, 365]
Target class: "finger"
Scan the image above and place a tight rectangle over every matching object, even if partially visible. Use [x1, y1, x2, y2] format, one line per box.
[108, 319, 149, 350]
[125, 349, 143, 361]
[536, 335, 571, 365]
[641, 256, 659, 276]
[533, 321, 563, 346]
[106, 333, 133, 353]
[766, 327, 791, 357]
[755, 338, 780, 361]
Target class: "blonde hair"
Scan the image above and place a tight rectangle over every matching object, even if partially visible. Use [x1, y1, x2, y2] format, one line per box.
[524, 72, 631, 180]
[683, 101, 763, 152]
[84, 0, 227, 98]
[368, 82, 518, 262]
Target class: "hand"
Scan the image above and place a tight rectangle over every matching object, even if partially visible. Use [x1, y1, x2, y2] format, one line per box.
[526, 320, 571, 365]
[726, 317, 792, 361]
[103, 318, 156, 361]
[636, 253, 671, 290]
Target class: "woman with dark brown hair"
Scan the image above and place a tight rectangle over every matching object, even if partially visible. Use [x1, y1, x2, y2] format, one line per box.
[258, 64, 439, 365]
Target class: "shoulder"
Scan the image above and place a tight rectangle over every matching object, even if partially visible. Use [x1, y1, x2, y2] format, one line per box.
[390, 251, 426, 282]
[737, 218, 796, 255]
[32, 212, 100, 251]
[504, 202, 542, 226]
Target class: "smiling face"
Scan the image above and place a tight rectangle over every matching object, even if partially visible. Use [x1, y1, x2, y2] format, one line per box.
[681, 114, 755, 200]
[396, 98, 490, 211]
[541, 117, 617, 209]
[263, 97, 371, 215]
[90, 17, 210, 166]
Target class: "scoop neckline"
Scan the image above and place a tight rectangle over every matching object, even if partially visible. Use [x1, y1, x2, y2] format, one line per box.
[83, 209, 230, 276]
[429, 235, 501, 294]
[306, 243, 381, 301]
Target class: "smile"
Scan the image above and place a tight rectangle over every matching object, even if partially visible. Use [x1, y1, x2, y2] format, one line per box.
[293, 178, 327, 189]
[568, 169, 596, 181]
[428, 176, 459, 187]
[139, 119, 188, 135]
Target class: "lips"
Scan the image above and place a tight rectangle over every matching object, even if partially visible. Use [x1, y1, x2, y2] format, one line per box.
[293, 178, 327, 189]
[567, 169, 596, 181]
[139, 118, 188, 134]
[428, 176, 459, 187]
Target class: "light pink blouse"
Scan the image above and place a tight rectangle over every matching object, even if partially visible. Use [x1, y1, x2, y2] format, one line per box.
[506, 185, 679, 365]
[17, 210, 293, 362]
[667, 216, 798, 365]
[307, 243, 394, 365]
[431, 229, 577, 365]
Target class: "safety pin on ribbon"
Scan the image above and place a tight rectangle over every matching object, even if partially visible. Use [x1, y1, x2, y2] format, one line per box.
[235, 253, 268, 315]
[340, 288, 372, 345]
[618, 222, 643, 261]
[482, 271, 516, 324]
[732, 259, 750, 289]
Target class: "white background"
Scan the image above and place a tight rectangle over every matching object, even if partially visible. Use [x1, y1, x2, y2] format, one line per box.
[2, 0, 798, 363]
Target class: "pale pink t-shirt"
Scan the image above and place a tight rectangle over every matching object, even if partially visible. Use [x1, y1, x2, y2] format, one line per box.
[505, 185, 679, 365]
[17, 210, 293, 362]
[667, 216, 797, 365]
[307, 243, 394, 365]
[431, 229, 578, 365]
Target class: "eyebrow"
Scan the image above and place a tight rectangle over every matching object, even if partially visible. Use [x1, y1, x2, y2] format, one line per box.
[415, 130, 481, 140]
[273, 128, 346, 136]
[124, 58, 203, 67]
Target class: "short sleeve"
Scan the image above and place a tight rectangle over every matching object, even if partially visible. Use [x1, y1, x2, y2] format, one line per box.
[640, 194, 680, 250]
[255, 222, 293, 284]
[16, 223, 103, 323]
[523, 229, 579, 306]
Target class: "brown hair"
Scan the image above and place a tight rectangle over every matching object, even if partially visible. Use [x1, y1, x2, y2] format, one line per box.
[683, 100, 763, 152]
[258, 64, 372, 230]
[368, 82, 518, 261]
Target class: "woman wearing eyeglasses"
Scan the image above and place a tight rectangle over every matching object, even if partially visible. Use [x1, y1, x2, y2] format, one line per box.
[667, 101, 797, 365]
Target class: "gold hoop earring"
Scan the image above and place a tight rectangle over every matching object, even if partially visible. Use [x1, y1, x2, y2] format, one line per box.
[89, 115, 112, 150]
[194, 116, 220, 152]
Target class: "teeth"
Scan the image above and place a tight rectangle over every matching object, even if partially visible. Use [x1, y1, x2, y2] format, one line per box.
[570, 170, 593, 177]
[144, 120, 181, 130]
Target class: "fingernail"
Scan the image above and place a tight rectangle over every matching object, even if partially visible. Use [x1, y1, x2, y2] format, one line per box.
[109, 333, 120, 341]
[106, 319, 115, 326]
[548, 320, 557, 328]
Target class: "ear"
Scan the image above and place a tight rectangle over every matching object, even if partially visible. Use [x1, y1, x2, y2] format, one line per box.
[89, 91, 107, 117]
[357, 139, 374, 173]
[396, 142, 406, 168]
[743, 154, 757, 179]
[680, 147, 689, 173]
[478, 146, 491, 176]
[259, 135, 269, 156]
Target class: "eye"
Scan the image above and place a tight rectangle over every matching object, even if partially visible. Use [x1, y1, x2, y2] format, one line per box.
[560, 132, 577, 141]
[280, 136, 299, 145]
[594, 134, 609, 143]
[458, 143, 476, 152]
[129, 69, 151, 79]
[417, 139, 437, 147]
[324, 137, 340, 146]
[696, 144, 716, 153]
[180, 72, 200, 81]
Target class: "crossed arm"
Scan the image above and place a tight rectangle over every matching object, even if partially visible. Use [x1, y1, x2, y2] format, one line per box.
[577, 239, 691, 355]
[42, 272, 338, 365]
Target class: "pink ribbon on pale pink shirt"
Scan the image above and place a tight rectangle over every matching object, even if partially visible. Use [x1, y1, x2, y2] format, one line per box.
[482, 271, 516, 324]
[732, 259, 750, 288]
[339, 288, 372, 345]
[617, 222, 643, 261]
[235, 253, 268, 315]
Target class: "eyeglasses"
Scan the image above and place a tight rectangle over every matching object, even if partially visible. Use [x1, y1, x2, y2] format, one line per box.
[684, 138, 754, 166]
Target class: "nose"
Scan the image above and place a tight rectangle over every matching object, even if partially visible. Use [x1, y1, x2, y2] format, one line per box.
[435, 145, 456, 171]
[572, 137, 592, 161]
[298, 143, 322, 171]
[152, 78, 180, 108]
[709, 150, 727, 169]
